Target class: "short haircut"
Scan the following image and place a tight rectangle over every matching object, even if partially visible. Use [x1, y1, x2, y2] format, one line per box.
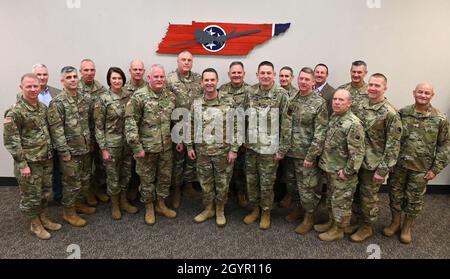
[229, 61, 244, 70]
[258, 61, 274, 72]
[314, 63, 329, 74]
[370, 73, 387, 83]
[80, 58, 95, 69]
[202, 68, 218, 79]
[178, 50, 193, 58]
[149, 64, 165, 74]
[106, 67, 126, 87]
[352, 60, 367, 69]
[300, 67, 315, 78]
[21, 73, 39, 84]
[280, 66, 294, 76]
[31, 64, 47, 71]
[60, 66, 77, 78]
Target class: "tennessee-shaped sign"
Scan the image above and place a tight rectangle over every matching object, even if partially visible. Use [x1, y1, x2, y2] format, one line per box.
[157, 21, 290, 56]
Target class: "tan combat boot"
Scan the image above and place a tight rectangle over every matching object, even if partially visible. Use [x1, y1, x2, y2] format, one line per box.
[111, 195, 121, 220]
[344, 218, 360, 235]
[194, 203, 215, 223]
[39, 212, 62, 231]
[350, 224, 374, 242]
[155, 197, 177, 218]
[243, 207, 260, 225]
[95, 188, 110, 203]
[31, 217, 51, 240]
[279, 193, 292, 208]
[75, 202, 96, 215]
[318, 224, 344, 242]
[383, 211, 402, 237]
[400, 215, 414, 244]
[145, 202, 155, 225]
[295, 212, 314, 235]
[184, 182, 201, 199]
[237, 192, 248, 208]
[120, 191, 138, 214]
[86, 190, 98, 206]
[63, 207, 87, 227]
[285, 205, 304, 223]
[314, 219, 333, 233]
[259, 209, 271, 230]
[215, 201, 226, 227]
[172, 185, 182, 209]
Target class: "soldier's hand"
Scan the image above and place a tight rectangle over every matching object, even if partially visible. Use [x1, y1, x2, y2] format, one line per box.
[303, 160, 314, 169]
[227, 151, 237, 164]
[62, 154, 71, 162]
[274, 152, 284, 161]
[372, 173, 385, 183]
[188, 150, 196, 160]
[134, 150, 145, 159]
[176, 143, 184, 152]
[102, 149, 112, 161]
[424, 170, 436, 181]
[338, 169, 348, 181]
[20, 166, 31, 177]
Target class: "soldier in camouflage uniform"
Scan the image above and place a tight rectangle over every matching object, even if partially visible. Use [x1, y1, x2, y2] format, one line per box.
[47, 66, 95, 227]
[125, 64, 177, 225]
[285, 67, 328, 235]
[78, 59, 109, 205]
[337, 60, 368, 116]
[349, 74, 402, 242]
[316, 89, 365, 242]
[187, 68, 239, 227]
[384, 83, 449, 244]
[243, 61, 292, 230]
[277, 66, 299, 210]
[124, 59, 148, 201]
[166, 50, 202, 209]
[218, 61, 251, 208]
[94, 67, 138, 220]
[4, 73, 62, 240]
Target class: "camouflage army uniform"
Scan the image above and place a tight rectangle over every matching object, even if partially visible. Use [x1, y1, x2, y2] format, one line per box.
[353, 98, 402, 224]
[244, 83, 292, 210]
[94, 89, 132, 196]
[388, 104, 449, 217]
[186, 92, 239, 205]
[286, 91, 328, 213]
[337, 82, 368, 117]
[79, 79, 108, 191]
[124, 80, 148, 95]
[4, 98, 53, 218]
[125, 86, 176, 203]
[47, 89, 93, 207]
[166, 70, 202, 188]
[218, 82, 251, 196]
[319, 110, 365, 227]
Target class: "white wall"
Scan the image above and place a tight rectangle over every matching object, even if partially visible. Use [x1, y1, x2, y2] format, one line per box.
[1, 0, 449, 184]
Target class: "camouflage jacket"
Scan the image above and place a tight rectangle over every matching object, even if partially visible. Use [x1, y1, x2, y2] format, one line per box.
[124, 80, 148, 95]
[285, 85, 298, 99]
[286, 91, 329, 161]
[186, 92, 239, 156]
[166, 70, 202, 110]
[3, 98, 53, 168]
[125, 86, 176, 154]
[338, 82, 368, 116]
[354, 98, 402, 176]
[47, 89, 92, 157]
[244, 83, 292, 155]
[319, 110, 365, 176]
[94, 88, 132, 149]
[396, 104, 450, 174]
[218, 82, 251, 108]
[78, 79, 107, 136]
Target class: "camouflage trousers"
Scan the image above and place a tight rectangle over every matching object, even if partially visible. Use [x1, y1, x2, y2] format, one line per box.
[246, 149, 279, 210]
[61, 153, 91, 207]
[325, 172, 358, 227]
[172, 144, 197, 188]
[387, 166, 427, 217]
[289, 158, 322, 213]
[197, 151, 234, 205]
[14, 159, 53, 218]
[280, 157, 300, 201]
[137, 149, 172, 203]
[231, 147, 246, 194]
[356, 168, 383, 224]
[104, 146, 132, 196]
[91, 143, 106, 190]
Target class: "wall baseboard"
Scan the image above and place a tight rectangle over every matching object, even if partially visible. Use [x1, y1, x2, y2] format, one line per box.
[1, 177, 449, 194]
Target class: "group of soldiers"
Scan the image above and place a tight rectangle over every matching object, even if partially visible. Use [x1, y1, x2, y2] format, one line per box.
[3, 51, 449, 246]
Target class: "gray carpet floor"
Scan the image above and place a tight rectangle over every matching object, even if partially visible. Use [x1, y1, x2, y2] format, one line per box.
[0, 186, 449, 259]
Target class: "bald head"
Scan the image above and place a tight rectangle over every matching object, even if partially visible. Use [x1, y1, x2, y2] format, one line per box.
[332, 89, 352, 115]
[129, 59, 145, 85]
[413, 82, 434, 108]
